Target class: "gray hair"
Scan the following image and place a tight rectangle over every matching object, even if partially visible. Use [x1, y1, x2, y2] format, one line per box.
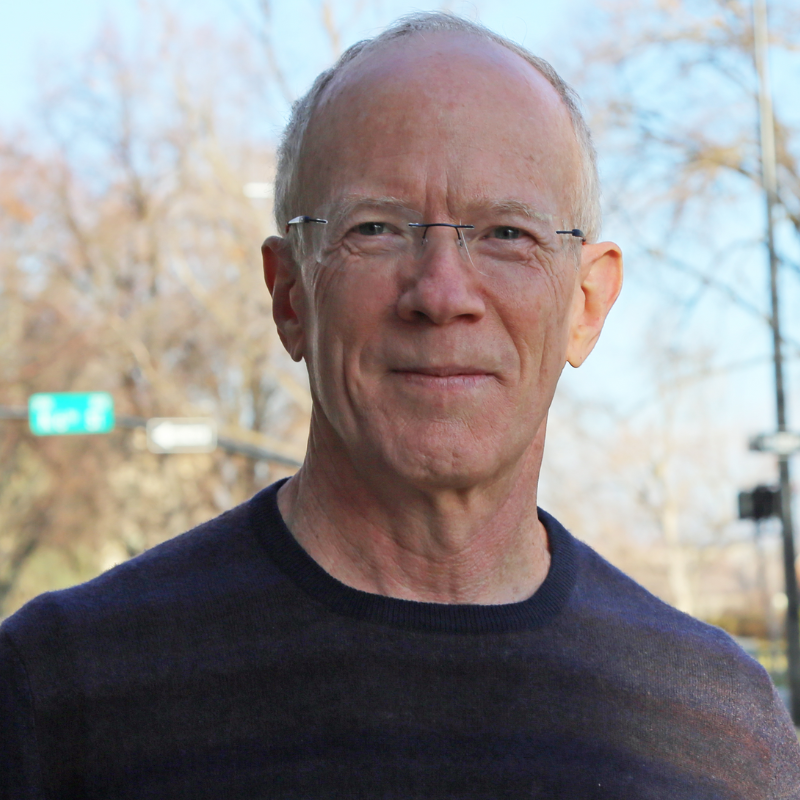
[273, 12, 601, 253]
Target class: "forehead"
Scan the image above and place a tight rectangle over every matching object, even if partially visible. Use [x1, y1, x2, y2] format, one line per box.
[299, 32, 581, 217]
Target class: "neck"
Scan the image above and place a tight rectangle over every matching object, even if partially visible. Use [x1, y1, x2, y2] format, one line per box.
[277, 420, 551, 605]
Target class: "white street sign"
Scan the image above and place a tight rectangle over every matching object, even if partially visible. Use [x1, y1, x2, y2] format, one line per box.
[749, 431, 800, 457]
[146, 418, 217, 454]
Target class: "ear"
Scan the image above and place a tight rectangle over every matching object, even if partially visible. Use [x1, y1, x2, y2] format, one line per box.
[262, 235, 306, 362]
[565, 241, 623, 368]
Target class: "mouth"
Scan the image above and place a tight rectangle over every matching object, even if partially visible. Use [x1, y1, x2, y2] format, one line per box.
[390, 366, 495, 391]
[396, 366, 491, 378]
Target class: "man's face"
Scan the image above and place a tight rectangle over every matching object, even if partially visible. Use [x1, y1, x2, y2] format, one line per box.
[274, 34, 598, 490]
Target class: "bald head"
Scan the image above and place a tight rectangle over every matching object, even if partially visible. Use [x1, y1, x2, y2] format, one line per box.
[274, 13, 601, 249]
[298, 32, 583, 231]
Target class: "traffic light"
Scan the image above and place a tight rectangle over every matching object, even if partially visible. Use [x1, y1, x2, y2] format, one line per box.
[738, 485, 781, 521]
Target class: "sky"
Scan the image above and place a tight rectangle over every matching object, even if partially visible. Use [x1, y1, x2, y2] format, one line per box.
[0, 0, 567, 127]
[0, 0, 133, 125]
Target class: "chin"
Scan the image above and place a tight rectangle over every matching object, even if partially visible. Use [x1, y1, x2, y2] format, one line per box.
[373, 425, 522, 491]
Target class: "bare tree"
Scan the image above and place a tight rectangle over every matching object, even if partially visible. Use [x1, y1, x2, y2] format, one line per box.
[576, 0, 800, 329]
[535, 0, 800, 639]
[0, 8, 309, 617]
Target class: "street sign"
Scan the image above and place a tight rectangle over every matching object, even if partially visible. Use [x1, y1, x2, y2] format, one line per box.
[29, 392, 114, 436]
[749, 431, 800, 456]
[146, 418, 217, 454]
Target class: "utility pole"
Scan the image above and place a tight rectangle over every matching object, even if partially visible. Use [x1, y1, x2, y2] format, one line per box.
[753, 0, 800, 723]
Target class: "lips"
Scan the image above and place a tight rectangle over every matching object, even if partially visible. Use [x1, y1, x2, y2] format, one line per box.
[395, 366, 492, 377]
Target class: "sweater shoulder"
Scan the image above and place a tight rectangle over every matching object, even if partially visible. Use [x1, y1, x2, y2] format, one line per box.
[0, 485, 283, 650]
[562, 532, 800, 791]
[569, 534, 769, 679]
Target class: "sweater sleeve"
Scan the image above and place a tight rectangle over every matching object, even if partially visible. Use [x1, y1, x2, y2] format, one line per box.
[0, 630, 44, 800]
[766, 681, 800, 800]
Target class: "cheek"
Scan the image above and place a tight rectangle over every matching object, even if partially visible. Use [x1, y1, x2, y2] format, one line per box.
[508, 263, 574, 345]
[496, 276, 574, 400]
[297, 265, 341, 393]
[303, 265, 393, 388]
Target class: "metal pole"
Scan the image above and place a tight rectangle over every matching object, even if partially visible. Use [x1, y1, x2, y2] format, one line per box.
[753, 0, 800, 723]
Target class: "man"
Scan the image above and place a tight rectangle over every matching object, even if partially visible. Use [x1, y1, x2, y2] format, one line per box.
[2, 12, 799, 799]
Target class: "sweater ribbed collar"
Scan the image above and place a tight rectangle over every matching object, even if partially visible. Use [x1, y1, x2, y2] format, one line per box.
[251, 479, 578, 634]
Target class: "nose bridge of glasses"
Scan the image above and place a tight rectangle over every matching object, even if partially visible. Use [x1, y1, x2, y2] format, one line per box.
[407, 223, 475, 259]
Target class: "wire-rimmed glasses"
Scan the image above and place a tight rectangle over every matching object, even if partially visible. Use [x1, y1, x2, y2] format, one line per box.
[284, 209, 585, 272]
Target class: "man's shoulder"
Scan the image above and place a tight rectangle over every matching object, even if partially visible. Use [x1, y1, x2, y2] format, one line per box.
[559, 520, 771, 687]
[569, 529, 735, 635]
[540, 511, 762, 669]
[0, 484, 284, 653]
[545, 515, 800, 796]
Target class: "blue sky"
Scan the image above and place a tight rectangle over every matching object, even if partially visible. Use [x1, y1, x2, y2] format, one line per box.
[0, 0, 569, 127]
[1, 0, 132, 125]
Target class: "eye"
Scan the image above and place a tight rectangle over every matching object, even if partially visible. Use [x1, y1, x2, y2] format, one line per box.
[355, 222, 389, 236]
[490, 226, 523, 240]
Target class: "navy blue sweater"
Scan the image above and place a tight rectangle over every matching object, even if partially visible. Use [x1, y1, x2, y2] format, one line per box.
[2, 480, 799, 799]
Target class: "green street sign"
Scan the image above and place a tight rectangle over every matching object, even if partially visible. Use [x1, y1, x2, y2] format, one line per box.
[28, 392, 115, 436]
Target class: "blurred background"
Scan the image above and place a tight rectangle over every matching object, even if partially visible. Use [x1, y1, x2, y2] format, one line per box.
[1, 0, 799, 694]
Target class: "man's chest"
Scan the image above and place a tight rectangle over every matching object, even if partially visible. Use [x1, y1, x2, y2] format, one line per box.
[41, 628, 763, 800]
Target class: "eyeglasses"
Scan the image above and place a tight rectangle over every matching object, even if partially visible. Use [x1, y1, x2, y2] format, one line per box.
[284, 213, 585, 272]
[287, 216, 585, 241]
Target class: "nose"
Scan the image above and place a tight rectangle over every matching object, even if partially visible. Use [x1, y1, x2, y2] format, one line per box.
[396, 227, 486, 325]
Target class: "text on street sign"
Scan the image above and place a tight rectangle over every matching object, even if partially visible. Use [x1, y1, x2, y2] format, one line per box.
[29, 392, 115, 436]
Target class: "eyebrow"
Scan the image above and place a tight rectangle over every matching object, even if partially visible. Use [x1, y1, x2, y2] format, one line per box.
[324, 195, 554, 229]
[326, 196, 422, 231]
[464, 199, 554, 223]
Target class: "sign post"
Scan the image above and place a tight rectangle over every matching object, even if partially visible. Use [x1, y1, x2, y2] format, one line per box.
[28, 392, 115, 436]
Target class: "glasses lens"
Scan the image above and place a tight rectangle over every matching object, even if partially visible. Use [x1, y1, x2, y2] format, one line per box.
[305, 204, 563, 275]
